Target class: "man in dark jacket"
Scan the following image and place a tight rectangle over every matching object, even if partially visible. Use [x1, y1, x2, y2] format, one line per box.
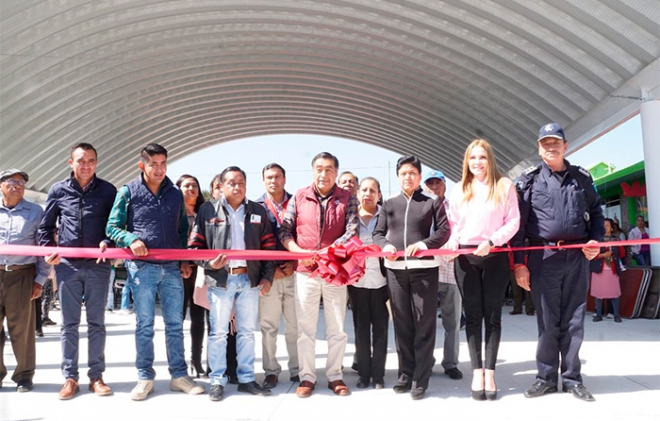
[373, 155, 450, 400]
[38, 143, 116, 400]
[254, 163, 299, 389]
[105, 143, 203, 401]
[188, 166, 276, 402]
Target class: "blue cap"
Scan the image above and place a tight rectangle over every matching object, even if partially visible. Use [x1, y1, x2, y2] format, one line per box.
[423, 170, 445, 184]
[538, 122, 565, 142]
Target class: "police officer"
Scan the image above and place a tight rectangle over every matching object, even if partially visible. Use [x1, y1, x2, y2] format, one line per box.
[512, 123, 604, 402]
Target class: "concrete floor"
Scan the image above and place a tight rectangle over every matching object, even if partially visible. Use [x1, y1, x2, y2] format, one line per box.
[1, 304, 659, 421]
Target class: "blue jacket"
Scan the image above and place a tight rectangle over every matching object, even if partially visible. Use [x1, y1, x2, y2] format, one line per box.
[38, 173, 117, 249]
[125, 175, 185, 251]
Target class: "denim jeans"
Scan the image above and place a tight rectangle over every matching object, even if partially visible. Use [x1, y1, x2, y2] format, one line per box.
[120, 281, 132, 310]
[126, 260, 187, 380]
[207, 274, 260, 386]
[105, 268, 115, 310]
[56, 259, 111, 380]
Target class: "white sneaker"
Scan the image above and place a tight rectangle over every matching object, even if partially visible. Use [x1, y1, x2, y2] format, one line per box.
[170, 375, 205, 395]
[130, 380, 154, 401]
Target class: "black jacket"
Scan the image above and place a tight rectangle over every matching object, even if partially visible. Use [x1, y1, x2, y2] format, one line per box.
[38, 173, 116, 250]
[373, 187, 450, 265]
[189, 198, 276, 288]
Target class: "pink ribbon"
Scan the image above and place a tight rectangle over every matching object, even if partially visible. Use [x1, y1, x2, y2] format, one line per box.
[310, 237, 382, 286]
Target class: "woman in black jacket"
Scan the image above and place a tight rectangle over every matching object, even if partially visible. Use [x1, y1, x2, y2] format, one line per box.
[373, 156, 450, 400]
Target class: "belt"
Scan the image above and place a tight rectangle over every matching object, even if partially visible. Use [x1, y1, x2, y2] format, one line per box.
[227, 266, 248, 275]
[0, 263, 35, 272]
[531, 238, 588, 249]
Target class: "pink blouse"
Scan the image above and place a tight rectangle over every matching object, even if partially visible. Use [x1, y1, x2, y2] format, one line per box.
[448, 178, 520, 247]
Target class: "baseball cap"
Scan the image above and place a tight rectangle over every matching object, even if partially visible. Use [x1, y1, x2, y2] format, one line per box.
[537, 123, 565, 142]
[423, 170, 445, 184]
[0, 169, 29, 183]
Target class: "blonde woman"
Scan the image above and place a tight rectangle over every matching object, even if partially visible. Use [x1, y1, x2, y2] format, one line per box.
[447, 139, 520, 400]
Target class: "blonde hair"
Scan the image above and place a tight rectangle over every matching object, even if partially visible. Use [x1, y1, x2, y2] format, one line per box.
[460, 139, 506, 205]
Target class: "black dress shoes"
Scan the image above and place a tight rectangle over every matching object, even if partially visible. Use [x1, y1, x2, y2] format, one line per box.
[393, 379, 412, 394]
[444, 367, 463, 380]
[227, 374, 239, 385]
[17, 380, 34, 393]
[263, 374, 278, 389]
[562, 384, 595, 402]
[524, 380, 558, 398]
[356, 377, 370, 389]
[290, 375, 300, 383]
[410, 387, 426, 400]
[373, 378, 384, 389]
[209, 384, 224, 401]
[238, 381, 271, 396]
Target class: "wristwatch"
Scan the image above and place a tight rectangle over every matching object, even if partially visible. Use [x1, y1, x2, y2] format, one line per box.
[487, 239, 495, 247]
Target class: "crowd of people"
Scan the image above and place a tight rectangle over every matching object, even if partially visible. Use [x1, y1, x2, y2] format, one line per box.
[0, 121, 650, 405]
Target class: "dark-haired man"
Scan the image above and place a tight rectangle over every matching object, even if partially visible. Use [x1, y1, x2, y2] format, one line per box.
[338, 172, 358, 195]
[189, 166, 276, 401]
[280, 152, 359, 398]
[255, 163, 299, 389]
[38, 143, 117, 400]
[106, 143, 203, 401]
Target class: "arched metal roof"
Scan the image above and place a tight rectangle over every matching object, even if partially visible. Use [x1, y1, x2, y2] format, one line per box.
[1, 0, 658, 192]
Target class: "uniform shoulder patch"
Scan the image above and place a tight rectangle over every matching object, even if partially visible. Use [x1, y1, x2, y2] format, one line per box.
[523, 165, 541, 175]
[576, 166, 591, 178]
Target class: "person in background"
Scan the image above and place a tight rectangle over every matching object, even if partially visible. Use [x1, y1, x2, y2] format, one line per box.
[350, 177, 388, 390]
[422, 170, 464, 381]
[338, 171, 358, 196]
[590, 219, 624, 323]
[255, 163, 299, 389]
[629, 215, 651, 266]
[176, 174, 210, 378]
[447, 140, 520, 401]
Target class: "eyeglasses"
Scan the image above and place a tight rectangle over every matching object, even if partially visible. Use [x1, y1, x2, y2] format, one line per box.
[2, 179, 26, 187]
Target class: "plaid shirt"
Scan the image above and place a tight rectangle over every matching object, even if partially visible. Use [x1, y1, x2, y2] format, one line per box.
[280, 186, 359, 247]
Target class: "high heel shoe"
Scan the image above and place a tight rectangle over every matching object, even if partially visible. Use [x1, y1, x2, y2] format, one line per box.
[471, 389, 486, 401]
[485, 390, 497, 400]
[190, 359, 206, 379]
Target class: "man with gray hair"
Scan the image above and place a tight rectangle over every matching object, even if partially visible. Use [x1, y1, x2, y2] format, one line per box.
[0, 169, 51, 393]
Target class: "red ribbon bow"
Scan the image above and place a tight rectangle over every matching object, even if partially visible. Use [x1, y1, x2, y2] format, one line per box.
[311, 237, 381, 286]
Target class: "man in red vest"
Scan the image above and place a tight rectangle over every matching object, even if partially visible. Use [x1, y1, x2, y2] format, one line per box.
[280, 152, 359, 398]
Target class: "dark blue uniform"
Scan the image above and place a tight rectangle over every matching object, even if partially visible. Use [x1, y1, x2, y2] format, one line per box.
[512, 159, 604, 388]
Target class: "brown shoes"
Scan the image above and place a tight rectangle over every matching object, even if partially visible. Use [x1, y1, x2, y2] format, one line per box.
[89, 378, 113, 396]
[296, 380, 315, 398]
[59, 379, 80, 400]
[328, 380, 350, 396]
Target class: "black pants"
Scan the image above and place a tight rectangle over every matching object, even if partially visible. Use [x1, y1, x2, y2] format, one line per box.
[348, 285, 389, 379]
[528, 248, 589, 387]
[455, 253, 509, 370]
[386, 267, 438, 389]
[182, 266, 210, 367]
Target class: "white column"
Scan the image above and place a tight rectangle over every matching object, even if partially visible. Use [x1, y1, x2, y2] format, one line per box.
[640, 99, 660, 266]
